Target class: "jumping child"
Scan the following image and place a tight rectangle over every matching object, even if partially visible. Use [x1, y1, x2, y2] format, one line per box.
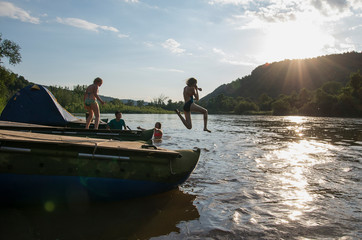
[175, 77, 211, 133]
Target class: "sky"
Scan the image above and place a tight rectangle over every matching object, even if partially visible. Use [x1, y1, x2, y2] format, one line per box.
[0, 0, 361, 102]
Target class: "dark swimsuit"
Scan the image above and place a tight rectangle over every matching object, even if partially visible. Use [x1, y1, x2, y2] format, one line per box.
[183, 96, 194, 112]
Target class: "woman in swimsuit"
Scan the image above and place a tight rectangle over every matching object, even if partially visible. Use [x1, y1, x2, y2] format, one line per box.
[153, 122, 163, 140]
[175, 77, 211, 133]
[84, 77, 105, 129]
[137, 122, 163, 140]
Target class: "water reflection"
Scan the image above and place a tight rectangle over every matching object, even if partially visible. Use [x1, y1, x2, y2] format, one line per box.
[0, 189, 199, 240]
[256, 117, 340, 226]
[170, 115, 360, 238]
[284, 115, 308, 124]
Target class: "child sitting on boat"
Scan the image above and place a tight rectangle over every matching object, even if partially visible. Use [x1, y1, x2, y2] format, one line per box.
[107, 111, 127, 130]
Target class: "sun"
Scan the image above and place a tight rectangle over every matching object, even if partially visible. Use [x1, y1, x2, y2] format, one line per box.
[261, 19, 334, 61]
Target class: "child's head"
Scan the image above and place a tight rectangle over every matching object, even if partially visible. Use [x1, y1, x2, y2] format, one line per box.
[155, 122, 161, 129]
[94, 77, 103, 85]
[115, 111, 122, 119]
[186, 77, 197, 87]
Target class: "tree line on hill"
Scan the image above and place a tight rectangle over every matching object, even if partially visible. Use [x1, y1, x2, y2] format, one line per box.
[200, 52, 362, 117]
[0, 63, 361, 117]
[0, 66, 30, 112]
[203, 52, 362, 101]
[199, 70, 362, 117]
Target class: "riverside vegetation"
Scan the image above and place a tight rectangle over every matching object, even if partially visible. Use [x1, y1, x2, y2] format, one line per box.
[0, 33, 361, 117]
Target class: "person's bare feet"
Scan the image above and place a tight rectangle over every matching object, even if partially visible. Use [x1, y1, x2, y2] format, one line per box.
[204, 128, 211, 133]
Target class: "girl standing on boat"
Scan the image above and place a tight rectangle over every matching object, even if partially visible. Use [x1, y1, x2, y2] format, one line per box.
[175, 77, 211, 133]
[84, 77, 105, 129]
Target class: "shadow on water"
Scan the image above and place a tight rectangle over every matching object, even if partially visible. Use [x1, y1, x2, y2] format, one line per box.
[0, 189, 199, 240]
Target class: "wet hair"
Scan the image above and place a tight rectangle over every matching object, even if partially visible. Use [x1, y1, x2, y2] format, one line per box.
[155, 122, 161, 129]
[186, 77, 197, 87]
[94, 77, 103, 84]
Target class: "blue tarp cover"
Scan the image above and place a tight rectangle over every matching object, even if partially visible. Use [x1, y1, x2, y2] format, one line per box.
[0, 84, 80, 126]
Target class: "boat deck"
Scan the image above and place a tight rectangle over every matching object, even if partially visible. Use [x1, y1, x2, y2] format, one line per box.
[0, 129, 178, 156]
[0, 121, 154, 141]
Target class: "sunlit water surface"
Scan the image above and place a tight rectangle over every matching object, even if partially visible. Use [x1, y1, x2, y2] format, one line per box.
[1, 114, 361, 239]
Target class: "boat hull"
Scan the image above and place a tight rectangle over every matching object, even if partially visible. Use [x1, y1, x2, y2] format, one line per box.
[0, 173, 192, 203]
[0, 130, 200, 203]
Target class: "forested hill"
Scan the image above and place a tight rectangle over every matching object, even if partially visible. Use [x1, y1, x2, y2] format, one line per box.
[202, 52, 362, 102]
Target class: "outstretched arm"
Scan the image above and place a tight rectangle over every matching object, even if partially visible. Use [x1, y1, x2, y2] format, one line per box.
[94, 86, 105, 105]
[194, 86, 200, 101]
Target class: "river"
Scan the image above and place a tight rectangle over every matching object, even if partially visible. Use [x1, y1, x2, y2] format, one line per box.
[1, 114, 361, 239]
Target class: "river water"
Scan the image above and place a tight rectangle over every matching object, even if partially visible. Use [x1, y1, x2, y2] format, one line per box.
[1, 114, 361, 239]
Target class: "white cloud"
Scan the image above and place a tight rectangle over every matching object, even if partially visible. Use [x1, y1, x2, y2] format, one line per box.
[0, 1, 40, 24]
[213, 48, 255, 66]
[323, 37, 356, 54]
[174, 1, 360, 63]
[213, 0, 359, 25]
[124, 0, 139, 3]
[221, 58, 255, 66]
[222, 0, 362, 35]
[310, 0, 354, 19]
[56, 17, 119, 33]
[143, 41, 154, 47]
[351, 0, 362, 9]
[118, 33, 129, 38]
[99, 25, 119, 32]
[213, 48, 226, 56]
[162, 39, 185, 54]
[311, 0, 348, 12]
[349, 24, 362, 31]
[208, 0, 251, 5]
[145, 67, 184, 73]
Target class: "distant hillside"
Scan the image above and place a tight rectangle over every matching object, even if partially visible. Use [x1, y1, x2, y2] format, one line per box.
[99, 96, 149, 105]
[202, 52, 362, 101]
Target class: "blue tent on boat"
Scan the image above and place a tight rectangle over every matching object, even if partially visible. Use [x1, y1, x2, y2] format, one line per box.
[0, 84, 80, 126]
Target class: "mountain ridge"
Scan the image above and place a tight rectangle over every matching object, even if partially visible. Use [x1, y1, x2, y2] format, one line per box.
[201, 52, 362, 102]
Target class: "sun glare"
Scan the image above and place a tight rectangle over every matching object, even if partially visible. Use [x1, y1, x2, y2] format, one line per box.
[261, 19, 334, 61]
